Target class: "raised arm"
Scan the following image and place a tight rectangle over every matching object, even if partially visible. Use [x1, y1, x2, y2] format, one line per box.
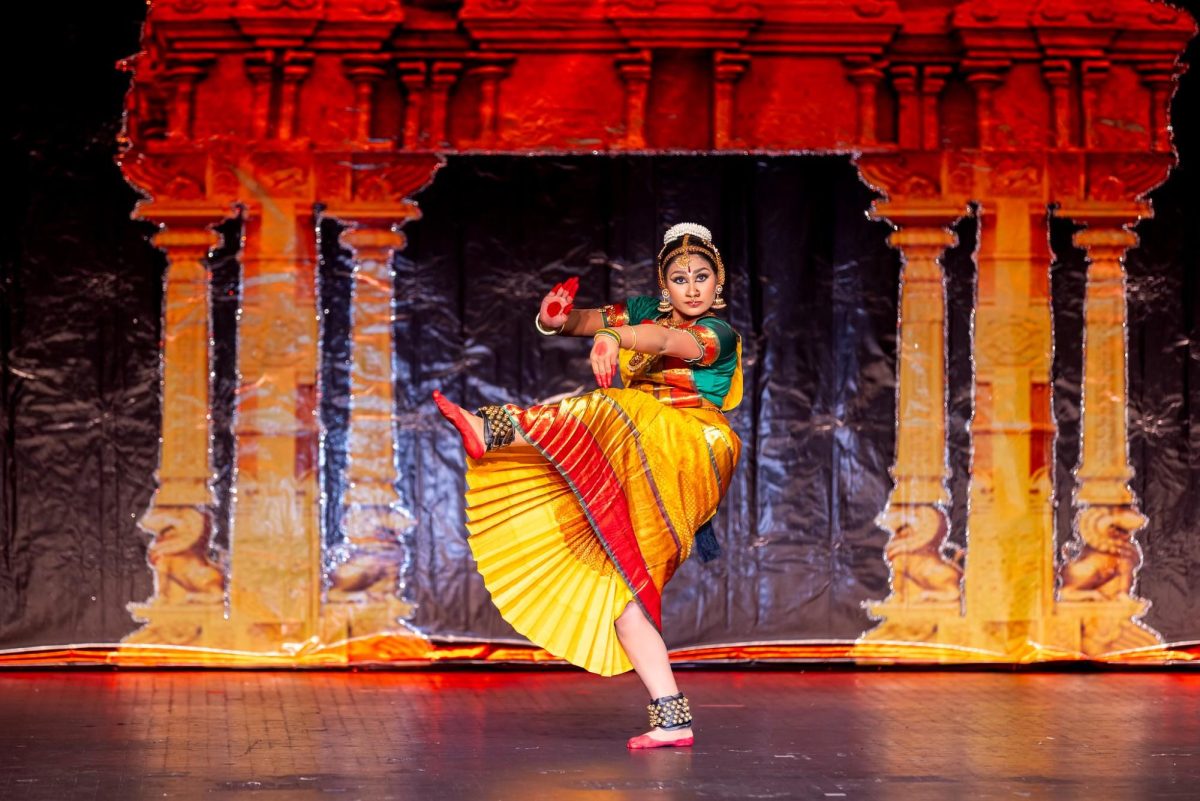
[536, 277, 605, 337]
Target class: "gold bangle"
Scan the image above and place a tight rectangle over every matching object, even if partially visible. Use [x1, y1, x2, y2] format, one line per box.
[535, 311, 563, 336]
[594, 327, 621, 347]
[629, 325, 638, 351]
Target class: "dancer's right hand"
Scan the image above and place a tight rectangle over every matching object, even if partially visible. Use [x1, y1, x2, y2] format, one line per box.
[590, 334, 618, 389]
[539, 276, 578, 330]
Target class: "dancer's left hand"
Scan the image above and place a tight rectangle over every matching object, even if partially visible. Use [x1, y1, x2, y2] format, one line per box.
[590, 335, 618, 389]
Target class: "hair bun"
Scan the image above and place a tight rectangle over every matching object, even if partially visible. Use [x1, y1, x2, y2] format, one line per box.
[663, 222, 713, 244]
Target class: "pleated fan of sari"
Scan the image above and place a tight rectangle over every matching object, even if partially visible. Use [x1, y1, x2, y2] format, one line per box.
[465, 447, 636, 677]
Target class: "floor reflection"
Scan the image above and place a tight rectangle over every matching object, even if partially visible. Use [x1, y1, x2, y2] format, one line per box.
[0, 670, 1196, 800]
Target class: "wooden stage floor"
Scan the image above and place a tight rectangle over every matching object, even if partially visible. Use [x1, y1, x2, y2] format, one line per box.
[1, 668, 1197, 800]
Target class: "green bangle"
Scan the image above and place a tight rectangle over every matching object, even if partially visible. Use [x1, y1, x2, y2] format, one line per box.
[594, 327, 621, 347]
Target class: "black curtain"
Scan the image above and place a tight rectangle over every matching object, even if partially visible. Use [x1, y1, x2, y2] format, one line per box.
[391, 156, 901, 645]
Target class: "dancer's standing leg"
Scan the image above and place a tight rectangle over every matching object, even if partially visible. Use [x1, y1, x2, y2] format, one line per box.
[615, 601, 694, 746]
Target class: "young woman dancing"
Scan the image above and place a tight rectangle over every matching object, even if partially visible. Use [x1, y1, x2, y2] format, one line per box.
[434, 222, 742, 749]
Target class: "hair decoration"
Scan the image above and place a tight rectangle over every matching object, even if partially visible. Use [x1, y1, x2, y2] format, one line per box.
[662, 222, 713, 245]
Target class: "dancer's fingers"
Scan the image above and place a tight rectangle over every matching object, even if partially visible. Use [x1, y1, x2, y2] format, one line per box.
[563, 302, 573, 315]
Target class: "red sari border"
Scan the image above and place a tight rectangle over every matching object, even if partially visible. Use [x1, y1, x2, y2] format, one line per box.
[507, 402, 663, 628]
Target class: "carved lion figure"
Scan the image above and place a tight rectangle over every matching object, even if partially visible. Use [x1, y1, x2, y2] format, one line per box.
[140, 506, 224, 604]
[1059, 505, 1146, 602]
[879, 504, 963, 603]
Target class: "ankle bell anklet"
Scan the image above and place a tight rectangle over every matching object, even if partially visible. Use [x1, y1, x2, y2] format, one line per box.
[647, 692, 692, 731]
[475, 405, 515, 451]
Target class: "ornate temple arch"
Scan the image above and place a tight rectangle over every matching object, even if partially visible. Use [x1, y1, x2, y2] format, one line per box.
[116, 0, 1194, 664]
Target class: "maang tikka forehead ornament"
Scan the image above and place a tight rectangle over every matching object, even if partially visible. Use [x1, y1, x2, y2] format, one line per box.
[656, 222, 727, 312]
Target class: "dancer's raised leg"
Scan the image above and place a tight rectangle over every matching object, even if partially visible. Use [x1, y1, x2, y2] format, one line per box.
[433, 391, 529, 457]
[614, 601, 694, 749]
[432, 390, 487, 458]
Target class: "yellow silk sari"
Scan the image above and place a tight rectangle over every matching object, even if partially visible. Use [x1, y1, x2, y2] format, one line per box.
[463, 344, 743, 676]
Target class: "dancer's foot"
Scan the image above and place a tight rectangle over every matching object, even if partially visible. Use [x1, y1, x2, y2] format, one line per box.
[626, 726, 694, 750]
[432, 390, 486, 459]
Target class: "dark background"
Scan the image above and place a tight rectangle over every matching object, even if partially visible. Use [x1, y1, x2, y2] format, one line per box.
[1, 2, 1197, 650]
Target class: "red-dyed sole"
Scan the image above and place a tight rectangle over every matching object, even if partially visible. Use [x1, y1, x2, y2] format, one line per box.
[432, 390, 486, 460]
[626, 734, 694, 750]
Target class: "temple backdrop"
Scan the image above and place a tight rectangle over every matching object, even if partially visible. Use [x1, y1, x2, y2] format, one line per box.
[1, 0, 1198, 666]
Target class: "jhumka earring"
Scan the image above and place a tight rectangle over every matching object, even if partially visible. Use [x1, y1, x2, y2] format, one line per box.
[657, 288, 672, 313]
[712, 283, 727, 310]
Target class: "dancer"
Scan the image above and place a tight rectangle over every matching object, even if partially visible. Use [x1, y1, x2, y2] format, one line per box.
[434, 222, 742, 749]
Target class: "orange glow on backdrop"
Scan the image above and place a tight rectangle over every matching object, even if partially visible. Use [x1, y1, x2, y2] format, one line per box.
[3, 0, 1194, 668]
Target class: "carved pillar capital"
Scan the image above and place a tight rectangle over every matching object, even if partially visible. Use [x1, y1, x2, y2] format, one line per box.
[844, 56, 886, 146]
[1135, 62, 1177, 153]
[890, 64, 921, 149]
[426, 61, 462, 148]
[395, 60, 429, 150]
[963, 59, 1010, 149]
[244, 51, 277, 140]
[469, 54, 515, 148]
[1042, 58, 1074, 149]
[343, 54, 390, 147]
[888, 225, 957, 274]
[278, 49, 315, 141]
[1080, 59, 1111, 150]
[339, 220, 406, 267]
[920, 65, 951, 151]
[149, 221, 222, 264]
[616, 50, 652, 149]
[164, 53, 215, 141]
[1072, 224, 1138, 275]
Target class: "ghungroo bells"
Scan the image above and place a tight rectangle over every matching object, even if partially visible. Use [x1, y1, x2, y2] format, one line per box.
[475, 405, 515, 451]
[647, 692, 692, 731]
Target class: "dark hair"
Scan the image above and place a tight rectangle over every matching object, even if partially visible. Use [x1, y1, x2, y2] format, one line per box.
[656, 234, 725, 286]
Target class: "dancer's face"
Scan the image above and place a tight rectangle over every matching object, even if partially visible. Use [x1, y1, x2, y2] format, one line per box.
[664, 253, 718, 318]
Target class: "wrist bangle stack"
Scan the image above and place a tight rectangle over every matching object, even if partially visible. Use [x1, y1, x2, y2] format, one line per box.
[535, 311, 563, 336]
[594, 327, 622, 347]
